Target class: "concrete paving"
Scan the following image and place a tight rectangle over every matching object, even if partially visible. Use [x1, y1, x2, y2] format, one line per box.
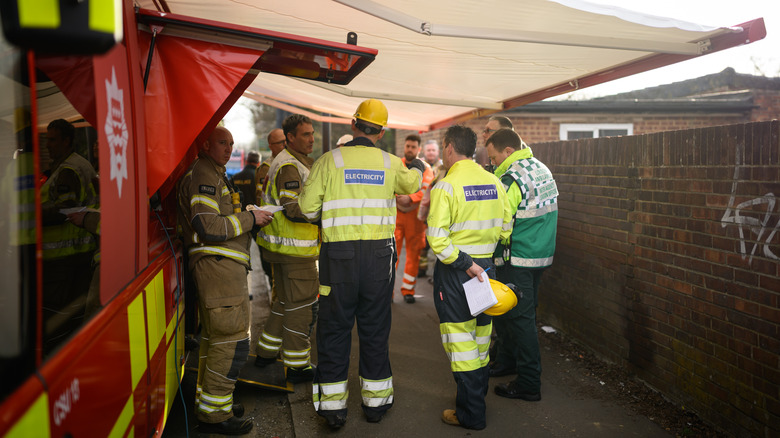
[165, 248, 672, 437]
[287, 250, 671, 438]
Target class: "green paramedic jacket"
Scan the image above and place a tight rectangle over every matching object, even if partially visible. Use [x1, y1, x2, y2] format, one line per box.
[493, 148, 558, 269]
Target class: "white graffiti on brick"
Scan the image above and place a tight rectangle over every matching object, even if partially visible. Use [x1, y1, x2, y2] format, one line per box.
[720, 150, 779, 264]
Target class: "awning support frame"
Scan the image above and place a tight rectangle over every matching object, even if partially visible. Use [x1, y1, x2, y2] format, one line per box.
[335, 0, 721, 55]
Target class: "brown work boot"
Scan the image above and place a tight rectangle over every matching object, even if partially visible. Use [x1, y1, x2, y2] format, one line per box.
[441, 409, 460, 426]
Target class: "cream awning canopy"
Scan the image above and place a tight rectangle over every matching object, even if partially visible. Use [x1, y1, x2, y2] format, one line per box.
[137, 0, 765, 131]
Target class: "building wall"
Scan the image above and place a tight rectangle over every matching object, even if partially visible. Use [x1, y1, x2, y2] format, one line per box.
[395, 89, 780, 153]
[398, 114, 751, 153]
[752, 90, 780, 123]
[535, 121, 779, 437]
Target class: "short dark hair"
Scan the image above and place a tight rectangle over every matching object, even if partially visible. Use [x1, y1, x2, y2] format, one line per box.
[486, 128, 524, 151]
[246, 151, 260, 164]
[47, 119, 75, 146]
[282, 114, 313, 137]
[488, 115, 514, 129]
[355, 119, 383, 135]
[405, 134, 421, 144]
[443, 125, 477, 158]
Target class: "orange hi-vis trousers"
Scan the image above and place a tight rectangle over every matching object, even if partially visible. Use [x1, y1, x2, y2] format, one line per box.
[394, 209, 426, 296]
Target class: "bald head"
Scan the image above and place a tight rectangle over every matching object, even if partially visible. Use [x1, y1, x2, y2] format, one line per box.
[204, 126, 234, 166]
[267, 128, 286, 157]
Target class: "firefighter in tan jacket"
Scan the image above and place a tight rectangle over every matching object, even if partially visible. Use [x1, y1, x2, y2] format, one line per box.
[177, 126, 273, 436]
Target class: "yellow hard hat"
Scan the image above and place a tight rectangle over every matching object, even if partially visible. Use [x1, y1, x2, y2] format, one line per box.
[483, 279, 518, 316]
[353, 98, 388, 127]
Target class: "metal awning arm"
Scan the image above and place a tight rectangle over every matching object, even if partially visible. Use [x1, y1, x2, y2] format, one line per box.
[335, 0, 729, 55]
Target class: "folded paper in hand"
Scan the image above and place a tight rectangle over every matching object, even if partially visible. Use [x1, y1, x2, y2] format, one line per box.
[247, 204, 284, 213]
[463, 271, 498, 316]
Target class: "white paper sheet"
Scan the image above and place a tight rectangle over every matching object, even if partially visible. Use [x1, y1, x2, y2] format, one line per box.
[247, 204, 284, 213]
[463, 271, 498, 316]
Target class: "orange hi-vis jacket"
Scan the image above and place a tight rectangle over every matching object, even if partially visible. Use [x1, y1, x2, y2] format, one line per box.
[395, 158, 434, 294]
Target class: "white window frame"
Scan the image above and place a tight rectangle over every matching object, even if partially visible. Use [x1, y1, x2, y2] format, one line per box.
[559, 123, 633, 140]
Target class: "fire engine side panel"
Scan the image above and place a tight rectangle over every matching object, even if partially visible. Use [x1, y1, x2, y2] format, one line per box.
[94, 42, 139, 306]
[37, 294, 135, 437]
[0, 253, 181, 437]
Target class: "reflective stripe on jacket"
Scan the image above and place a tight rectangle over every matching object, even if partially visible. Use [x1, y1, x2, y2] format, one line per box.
[177, 153, 255, 268]
[493, 148, 558, 268]
[41, 152, 98, 259]
[10, 153, 36, 245]
[299, 139, 421, 243]
[426, 159, 512, 264]
[257, 149, 319, 258]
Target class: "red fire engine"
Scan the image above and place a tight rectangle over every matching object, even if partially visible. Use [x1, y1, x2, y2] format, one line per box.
[0, 1, 375, 436]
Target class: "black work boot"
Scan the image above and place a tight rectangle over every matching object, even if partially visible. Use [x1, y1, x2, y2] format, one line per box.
[198, 415, 253, 435]
[254, 355, 276, 368]
[322, 413, 346, 429]
[287, 365, 315, 383]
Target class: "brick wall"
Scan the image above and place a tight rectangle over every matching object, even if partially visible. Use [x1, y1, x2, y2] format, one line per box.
[535, 120, 779, 437]
[397, 88, 780, 152]
[399, 114, 749, 151]
[752, 90, 780, 123]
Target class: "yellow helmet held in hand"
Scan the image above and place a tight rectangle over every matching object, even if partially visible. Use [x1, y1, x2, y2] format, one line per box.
[353, 98, 388, 127]
[484, 279, 517, 316]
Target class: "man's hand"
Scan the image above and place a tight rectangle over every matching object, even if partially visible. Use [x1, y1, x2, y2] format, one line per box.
[465, 262, 485, 281]
[251, 209, 274, 227]
[67, 211, 87, 227]
[396, 194, 415, 212]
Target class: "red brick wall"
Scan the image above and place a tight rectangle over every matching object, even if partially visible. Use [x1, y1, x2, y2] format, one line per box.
[402, 113, 750, 151]
[535, 121, 780, 437]
[397, 89, 780, 153]
[633, 116, 745, 135]
[752, 90, 780, 123]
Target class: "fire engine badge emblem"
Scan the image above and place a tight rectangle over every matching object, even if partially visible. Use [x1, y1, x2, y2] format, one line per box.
[105, 67, 129, 198]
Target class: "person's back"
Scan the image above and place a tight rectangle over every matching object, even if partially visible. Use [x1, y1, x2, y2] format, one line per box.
[303, 144, 419, 243]
[430, 161, 507, 257]
[299, 98, 422, 430]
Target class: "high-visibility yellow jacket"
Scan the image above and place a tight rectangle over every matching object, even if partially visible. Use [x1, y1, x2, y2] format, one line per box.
[177, 153, 256, 268]
[426, 159, 512, 266]
[41, 152, 98, 260]
[6, 152, 36, 246]
[299, 138, 421, 243]
[257, 148, 320, 258]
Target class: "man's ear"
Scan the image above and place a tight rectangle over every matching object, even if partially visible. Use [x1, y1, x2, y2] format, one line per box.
[377, 130, 386, 140]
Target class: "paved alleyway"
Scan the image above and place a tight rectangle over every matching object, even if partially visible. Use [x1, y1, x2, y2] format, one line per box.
[164, 248, 672, 437]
